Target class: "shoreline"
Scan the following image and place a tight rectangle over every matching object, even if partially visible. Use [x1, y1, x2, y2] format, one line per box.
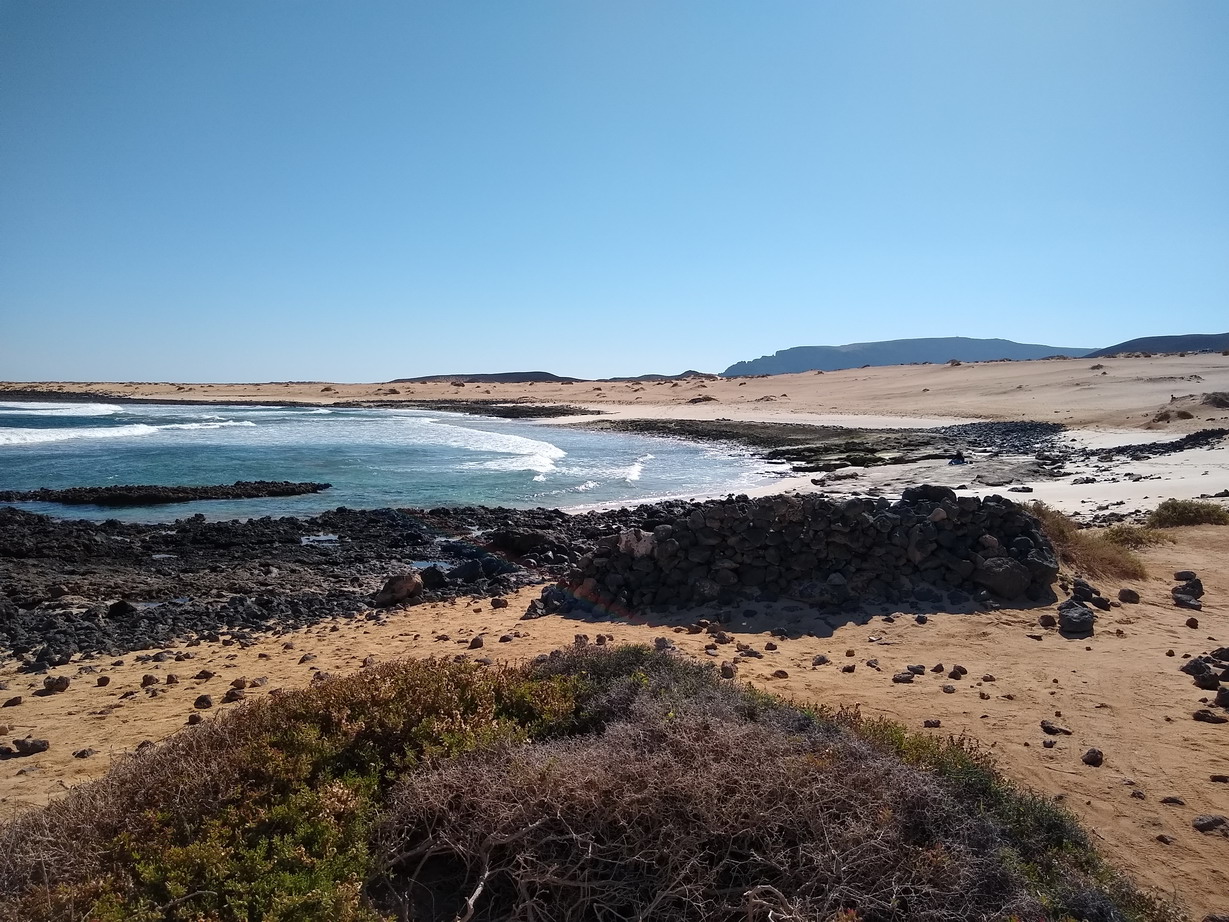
[4, 387, 1229, 524]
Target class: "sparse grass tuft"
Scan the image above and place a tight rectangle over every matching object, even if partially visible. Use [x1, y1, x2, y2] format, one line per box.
[1027, 502, 1147, 580]
[1100, 524, 1175, 550]
[1146, 498, 1229, 528]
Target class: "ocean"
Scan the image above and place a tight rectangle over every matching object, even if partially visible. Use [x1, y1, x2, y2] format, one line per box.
[0, 401, 776, 522]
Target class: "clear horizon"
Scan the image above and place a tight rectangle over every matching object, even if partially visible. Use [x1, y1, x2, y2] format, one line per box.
[2, 2, 1226, 382]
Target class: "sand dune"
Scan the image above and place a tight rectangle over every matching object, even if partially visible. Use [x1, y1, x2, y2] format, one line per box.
[6, 352, 1228, 430]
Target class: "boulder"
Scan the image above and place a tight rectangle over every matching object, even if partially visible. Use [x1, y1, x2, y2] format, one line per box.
[1057, 601, 1095, 637]
[42, 675, 70, 694]
[374, 571, 424, 607]
[12, 738, 50, 756]
[971, 557, 1032, 599]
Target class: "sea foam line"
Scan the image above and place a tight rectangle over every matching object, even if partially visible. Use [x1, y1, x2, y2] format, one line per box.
[0, 420, 256, 446]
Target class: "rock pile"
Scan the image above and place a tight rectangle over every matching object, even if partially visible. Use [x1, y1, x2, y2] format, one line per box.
[1172, 570, 1204, 611]
[555, 486, 1057, 612]
[1180, 643, 1229, 725]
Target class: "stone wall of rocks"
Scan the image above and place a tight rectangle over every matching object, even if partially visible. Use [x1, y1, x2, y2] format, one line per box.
[567, 485, 1058, 610]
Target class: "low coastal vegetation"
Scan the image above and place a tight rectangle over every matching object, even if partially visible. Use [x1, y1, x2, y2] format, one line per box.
[1146, 498, 1229, 528]
[1027, 502, 1148, 580]
[0, 647, 1174, 922]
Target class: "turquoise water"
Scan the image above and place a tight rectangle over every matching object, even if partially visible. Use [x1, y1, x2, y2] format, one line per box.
[0, 401, 776, 522]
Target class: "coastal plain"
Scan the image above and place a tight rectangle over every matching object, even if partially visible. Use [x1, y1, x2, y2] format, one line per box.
[2, 352, 1229, 916]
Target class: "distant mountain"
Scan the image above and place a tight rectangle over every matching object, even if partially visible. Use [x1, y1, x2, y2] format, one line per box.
[1087, 332, 1229, 358]
[391, 370, 713, 384]
[390, 371, 579, 384]
[721, 337, 1092, 376]
[605, 370, 712, 382]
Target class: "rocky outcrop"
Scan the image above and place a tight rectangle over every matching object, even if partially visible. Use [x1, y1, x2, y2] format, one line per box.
[0, 481, 331, 507]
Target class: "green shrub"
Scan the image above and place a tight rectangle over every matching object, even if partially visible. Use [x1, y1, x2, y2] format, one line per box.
[1147, 498, 1229, 527]
[0, 648, 1177, 922]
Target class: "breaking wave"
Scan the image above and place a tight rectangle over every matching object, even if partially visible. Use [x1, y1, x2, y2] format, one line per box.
[0, 420, 256, 446]
[0, 402, 124, 418]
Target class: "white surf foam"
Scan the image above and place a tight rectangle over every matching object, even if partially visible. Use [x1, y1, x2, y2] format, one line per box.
[0, 420, 256, 446]
[393, 418, 567, 473]
[0, 401, 124, 417]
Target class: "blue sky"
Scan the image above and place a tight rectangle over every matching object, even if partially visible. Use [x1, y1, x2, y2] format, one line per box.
[1, 1, 1225, 382]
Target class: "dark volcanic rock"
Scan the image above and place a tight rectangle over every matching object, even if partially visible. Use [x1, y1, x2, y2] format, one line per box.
[0, 480, 332, 507]
[1, 489, 1057, 661]
[972, 557, 1032, 599]
[1057, 600, 1095, 637]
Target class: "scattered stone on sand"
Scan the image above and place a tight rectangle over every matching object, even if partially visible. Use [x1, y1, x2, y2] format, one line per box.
[193, 694, 213, 709]
[72, 748, 97, 759]
[1117, 588, 1140, 604]
[1041, 720, 1073, 735]
[1081, 748, 1104, 767]
[1194, 709, 1228, 724]
[1192, 814, 1227, 834]
[1057, 600, 1095, 637]
[12, 738, 50, 756]
[42, 675, 70, 694]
